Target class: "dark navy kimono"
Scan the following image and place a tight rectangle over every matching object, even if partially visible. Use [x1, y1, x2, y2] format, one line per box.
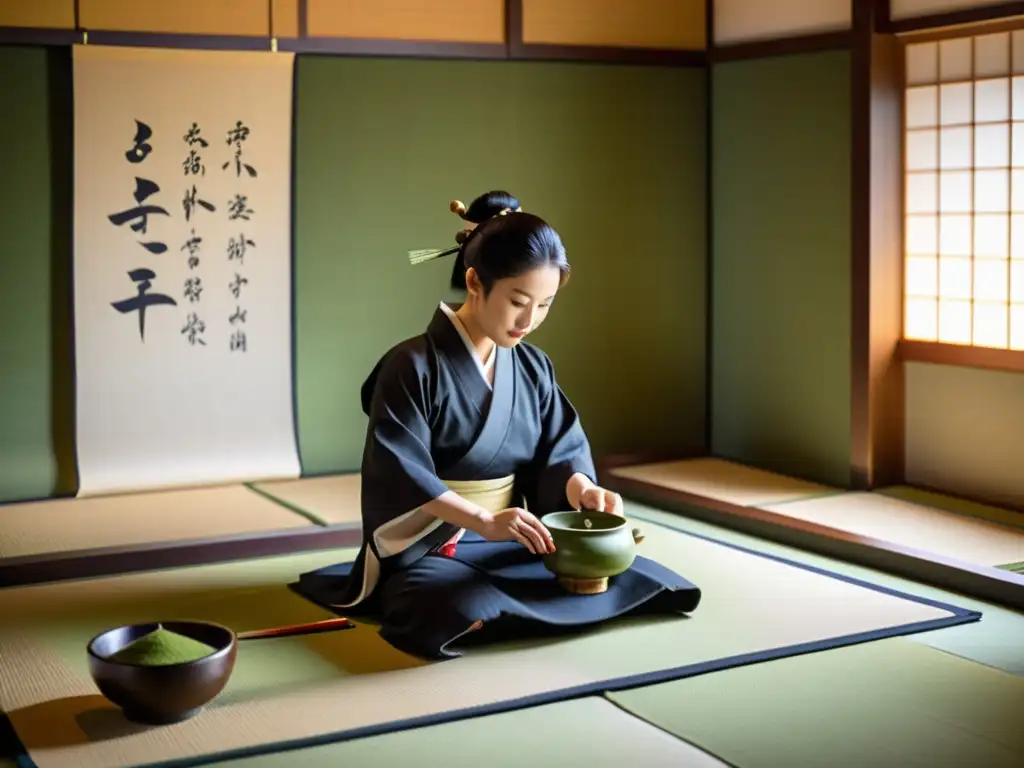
[293, 304, 701, 658]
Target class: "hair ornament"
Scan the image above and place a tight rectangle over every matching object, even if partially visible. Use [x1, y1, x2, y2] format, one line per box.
[410, 199, 521, 266]
[408, 246, 459, 265]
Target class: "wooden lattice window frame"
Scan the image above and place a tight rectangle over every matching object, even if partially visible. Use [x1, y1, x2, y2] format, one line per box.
[899, 22, 1024, 374]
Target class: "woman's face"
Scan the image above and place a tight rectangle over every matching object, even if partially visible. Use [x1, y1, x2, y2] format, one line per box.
[467, 265, 562, 347]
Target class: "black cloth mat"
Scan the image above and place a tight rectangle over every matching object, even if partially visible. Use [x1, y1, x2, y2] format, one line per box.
[291, 533, 702, 659]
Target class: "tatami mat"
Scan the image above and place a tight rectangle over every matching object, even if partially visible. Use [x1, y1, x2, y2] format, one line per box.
[630, 502, 1024, 677]
[0, 516, 975, 768]
[760, 492, 1024, 568]
[609, 457, 834, 506]
[207, 697, 729, 767]
[0, 485, 316, 559]
[609, 638, 1024, 768]
[248, 474, 361, 526]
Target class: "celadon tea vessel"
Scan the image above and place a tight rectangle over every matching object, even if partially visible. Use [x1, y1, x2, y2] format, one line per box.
[540, 509, 645, 594]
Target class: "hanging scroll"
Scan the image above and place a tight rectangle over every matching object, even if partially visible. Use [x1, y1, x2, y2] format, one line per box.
[72, 45, 299, 496]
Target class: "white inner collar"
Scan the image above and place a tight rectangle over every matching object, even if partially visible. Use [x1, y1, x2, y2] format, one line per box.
[439, 302, 496, 388]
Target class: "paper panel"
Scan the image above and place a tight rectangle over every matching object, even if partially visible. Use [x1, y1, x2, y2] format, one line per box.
[272, 0, 299, 38]
[78, 0, 269, 37]
[307, 0, 505, 43]
[0, 0, 74, 29]
[714, 0, 851, 46]
[904, 362, 1024, 511]
[522, 0, 705, 50]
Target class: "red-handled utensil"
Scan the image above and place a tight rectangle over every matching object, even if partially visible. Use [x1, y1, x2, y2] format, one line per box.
[236, 616, 355, 640]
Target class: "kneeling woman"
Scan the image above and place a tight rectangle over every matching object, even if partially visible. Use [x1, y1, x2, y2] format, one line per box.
[296, 191, 699, 658]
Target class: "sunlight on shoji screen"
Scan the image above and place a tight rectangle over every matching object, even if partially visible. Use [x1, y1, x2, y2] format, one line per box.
[904, 31, 1024, 350]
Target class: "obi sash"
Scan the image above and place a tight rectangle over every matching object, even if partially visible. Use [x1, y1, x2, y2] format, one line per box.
[435, 474, 516, 556]
[443, 474, 516, 513]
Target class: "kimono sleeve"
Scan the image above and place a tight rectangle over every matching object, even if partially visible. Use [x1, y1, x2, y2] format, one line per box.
[361, 348, 451, 518]
[527, 351, 597, 514]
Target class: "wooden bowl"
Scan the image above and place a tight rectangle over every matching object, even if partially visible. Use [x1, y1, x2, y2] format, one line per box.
[539, 510, 645, 594]
[86, 620, 237, 725]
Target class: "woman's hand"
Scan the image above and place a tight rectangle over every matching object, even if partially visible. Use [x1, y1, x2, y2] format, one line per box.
[480, 507, 556, 555]
[566, 473, 624, 516]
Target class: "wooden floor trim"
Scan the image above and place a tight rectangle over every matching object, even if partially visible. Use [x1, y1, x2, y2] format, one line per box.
[0, 452, 669, 589]
[0, 524, 362, 589]
[604, 470, 1024, 612]
[900, 339, 1024, 375]
[9, 454, 1021, 610]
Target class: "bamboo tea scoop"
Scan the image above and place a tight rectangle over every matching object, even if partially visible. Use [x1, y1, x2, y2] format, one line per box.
[235, 617, 355, 641]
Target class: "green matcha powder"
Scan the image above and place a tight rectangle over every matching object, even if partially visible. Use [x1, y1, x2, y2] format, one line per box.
[109, 626, 217, 666]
